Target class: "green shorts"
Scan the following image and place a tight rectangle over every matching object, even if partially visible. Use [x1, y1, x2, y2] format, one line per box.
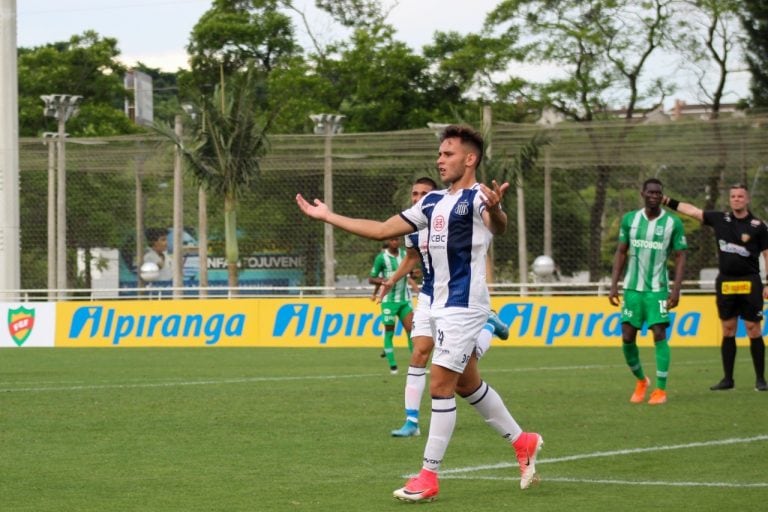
[621, 289, 670, 329]
[380, 301, 413, 326]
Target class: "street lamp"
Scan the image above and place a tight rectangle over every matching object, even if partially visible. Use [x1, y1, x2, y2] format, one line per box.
[41, 94, 82, 296]
[309, 113, 345, 292]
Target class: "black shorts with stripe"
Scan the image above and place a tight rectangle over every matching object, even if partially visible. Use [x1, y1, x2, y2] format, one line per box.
[715, 274, 764, 322]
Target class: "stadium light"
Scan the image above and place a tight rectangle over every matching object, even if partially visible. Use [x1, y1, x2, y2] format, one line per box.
[41, 94, 82, 296]
[427, 122, 448, 138]
[310, 113, 345, 293]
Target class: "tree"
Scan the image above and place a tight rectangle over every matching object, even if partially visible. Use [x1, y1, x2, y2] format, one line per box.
[313, 0, 394, 27]
[265, 57, 334, 133]
[740, 0, 768, 108]
[486, 0, 680, 280]
[185, 0, 300, 97]
[423, 30, 522, 108]
[680, 0, 745, 115]
[17, 31, 138, 137]
[322, 24, 433, 131]
[157, 67, 274, 288]
[675, 0, 746, 276]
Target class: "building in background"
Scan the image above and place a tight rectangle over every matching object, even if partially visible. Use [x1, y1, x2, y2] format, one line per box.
[124, 69, 153, 126]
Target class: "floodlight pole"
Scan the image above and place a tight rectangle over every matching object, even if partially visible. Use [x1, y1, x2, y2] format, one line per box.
[172, 115, 183, 296]
[310, 114, 345, 293]
[41, 94, 82, 297]
[42, 132, 56, 297]
[0, 0, 20, 298]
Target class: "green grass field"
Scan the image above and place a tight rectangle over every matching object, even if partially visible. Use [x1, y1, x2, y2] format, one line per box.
[1, 346, 766, 511]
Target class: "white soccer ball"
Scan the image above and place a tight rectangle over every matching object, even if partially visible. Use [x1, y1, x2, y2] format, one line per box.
[140, 262, 161, 282]
[532, 255, 556, 277]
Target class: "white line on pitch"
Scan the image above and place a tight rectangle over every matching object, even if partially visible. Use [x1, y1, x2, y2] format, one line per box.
[0, 373, 383, 393]
[438, 435, 768, 476]
[441, 474, 768, 489]
[0, 359, 718, 393]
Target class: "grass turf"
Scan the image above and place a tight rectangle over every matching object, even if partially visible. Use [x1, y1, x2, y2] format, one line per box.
[1, 346, 766, 511]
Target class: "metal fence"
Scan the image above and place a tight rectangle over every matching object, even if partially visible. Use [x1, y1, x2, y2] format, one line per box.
[16, 114, 768, 299]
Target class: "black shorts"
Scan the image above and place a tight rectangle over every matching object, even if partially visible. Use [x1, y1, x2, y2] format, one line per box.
[715, 274, 765, 322]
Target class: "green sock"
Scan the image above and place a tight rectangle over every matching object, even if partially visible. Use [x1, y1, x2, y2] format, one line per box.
[654, 339, 670, 390]
[383, 330, 396, 367]
[622, 342, 645, 380]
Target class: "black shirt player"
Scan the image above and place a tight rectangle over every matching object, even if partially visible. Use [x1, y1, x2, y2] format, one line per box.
[663, 184, 768, 391]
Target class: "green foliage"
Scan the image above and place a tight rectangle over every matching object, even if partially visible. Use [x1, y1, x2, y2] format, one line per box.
[265, 57, 335, 133]
[494, 132, 552, 186]
[18, 169, 49, 289]
[740, 0, 768, 108]
[313, 0, 390, 27]
[155, 66, 274, 283]
[18, 141, 137, 288]
[423, 30, 523, 104]
[485, 0, 677, 120]
[186, 0, 300, 96]
[324, 25, 433, 132]
[164, 69, 272, 199]
[17, 31, 136, 137]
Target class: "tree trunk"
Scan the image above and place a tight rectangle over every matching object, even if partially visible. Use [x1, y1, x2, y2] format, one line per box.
[690, 121, 726, 279]
[224, 194, 239, 293]
[198, 186, 208, 296]
[588, 165, 610, 282]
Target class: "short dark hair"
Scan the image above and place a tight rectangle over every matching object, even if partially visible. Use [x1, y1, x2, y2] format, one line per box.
[730, 182, 749, 192]
[642, 177, 663, 191]
[414, 176, 438, 189]
[440, 124, 484, 167]
[145, 227, 167, 243]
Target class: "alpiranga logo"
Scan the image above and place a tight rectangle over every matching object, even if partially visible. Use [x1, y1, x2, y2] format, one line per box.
[8, 306, 35, 347]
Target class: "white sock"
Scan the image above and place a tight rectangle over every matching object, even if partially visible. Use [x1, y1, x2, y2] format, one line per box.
[405, 366, 427, 422]
[475, 325, 493, 359]
[422, 396, 456, 472]
[463, 381, 522, 442]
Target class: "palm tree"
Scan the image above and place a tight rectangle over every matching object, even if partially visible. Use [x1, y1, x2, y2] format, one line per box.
[158, 67, 273, 289]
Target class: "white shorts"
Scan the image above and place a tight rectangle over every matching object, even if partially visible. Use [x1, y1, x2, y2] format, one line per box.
[430, 306, 489, 373]
[411, 292, 433, 338]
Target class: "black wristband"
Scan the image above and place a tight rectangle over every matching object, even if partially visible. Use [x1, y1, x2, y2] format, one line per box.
[666, 198, 680, 211]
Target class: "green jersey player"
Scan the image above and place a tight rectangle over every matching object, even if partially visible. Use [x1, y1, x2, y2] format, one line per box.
[609, 178, 687, 405]
[369, 238, 415, 373]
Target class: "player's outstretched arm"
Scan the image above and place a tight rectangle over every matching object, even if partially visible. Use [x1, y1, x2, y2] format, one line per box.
[296, 193, 413, 240]
[662, 195, 703, 222]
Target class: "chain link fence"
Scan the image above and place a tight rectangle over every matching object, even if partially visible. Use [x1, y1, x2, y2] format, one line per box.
[17, 115, 768, 297]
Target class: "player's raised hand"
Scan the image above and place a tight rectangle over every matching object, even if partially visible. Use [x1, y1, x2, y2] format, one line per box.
[296, 194, 329, 220]
[479, 180, 510, 211]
